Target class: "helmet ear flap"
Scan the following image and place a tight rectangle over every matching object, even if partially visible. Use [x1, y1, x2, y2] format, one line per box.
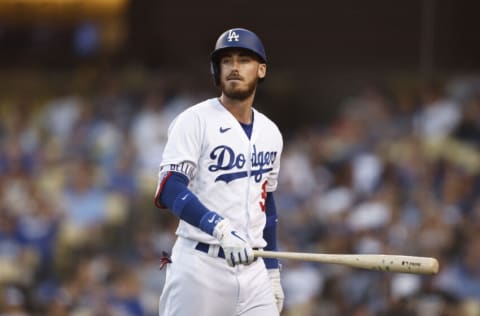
[210, 61, 220, 87]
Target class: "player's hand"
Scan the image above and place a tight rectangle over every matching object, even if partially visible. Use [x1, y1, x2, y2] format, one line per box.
[268, 268, 284, 312]
[213, 219, 254, 267]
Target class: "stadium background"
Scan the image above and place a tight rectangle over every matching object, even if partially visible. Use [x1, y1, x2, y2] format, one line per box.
[0, 0, 479, 315]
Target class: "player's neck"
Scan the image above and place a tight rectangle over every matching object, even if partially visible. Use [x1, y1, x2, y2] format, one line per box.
[218, 95, 254, 124]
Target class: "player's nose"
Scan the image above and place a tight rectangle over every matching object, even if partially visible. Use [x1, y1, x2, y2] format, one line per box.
[229, 60, 240, 71]
[227, 71, 242, 80]
[230, 56, 244, 69]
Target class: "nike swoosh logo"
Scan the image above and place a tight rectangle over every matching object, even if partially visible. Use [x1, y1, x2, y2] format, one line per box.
[207, 214, 216, 223]
[231, 231, 246, 242]
[219, 127, 231, 133]
[181, 194, 189, 200]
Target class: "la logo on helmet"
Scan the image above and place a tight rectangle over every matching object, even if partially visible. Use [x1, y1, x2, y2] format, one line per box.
[227, 30, 239, 42]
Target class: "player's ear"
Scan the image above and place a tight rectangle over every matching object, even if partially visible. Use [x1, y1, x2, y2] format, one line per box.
[258, 64, 266, 80]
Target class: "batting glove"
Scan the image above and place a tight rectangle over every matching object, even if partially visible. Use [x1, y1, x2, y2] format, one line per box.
[268, 268, 284, 312]
[213, 219, 254, 267]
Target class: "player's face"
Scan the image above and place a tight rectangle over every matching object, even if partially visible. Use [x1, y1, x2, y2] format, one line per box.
[219, 49, 266, 100]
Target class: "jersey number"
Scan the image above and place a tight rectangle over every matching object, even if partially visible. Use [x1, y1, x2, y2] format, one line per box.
[259, 180, 267, 212]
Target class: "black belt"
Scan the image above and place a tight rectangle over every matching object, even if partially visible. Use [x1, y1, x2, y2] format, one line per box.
[195, 242, 226, 258]
[195, 242, 259, 260]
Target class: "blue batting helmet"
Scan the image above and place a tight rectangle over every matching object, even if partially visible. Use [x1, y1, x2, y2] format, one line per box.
[210, 28, 267, 86]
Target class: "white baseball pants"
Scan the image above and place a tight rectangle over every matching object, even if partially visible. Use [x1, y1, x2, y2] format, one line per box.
[159, 236, 278, 316]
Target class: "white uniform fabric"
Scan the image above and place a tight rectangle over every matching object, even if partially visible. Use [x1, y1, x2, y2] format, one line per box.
[158, 98, 283, 316]
[159, 237, 278, 316]
[159, 98, 283, 247]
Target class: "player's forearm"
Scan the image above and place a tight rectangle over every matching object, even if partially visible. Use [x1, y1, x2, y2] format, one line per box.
[157, 171, 254, 266]
[263, 192, 279, 269]
[156, 171, 224, 235]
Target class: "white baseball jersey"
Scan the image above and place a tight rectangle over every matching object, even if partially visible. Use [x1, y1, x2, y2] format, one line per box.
[158, 97, 283, 248]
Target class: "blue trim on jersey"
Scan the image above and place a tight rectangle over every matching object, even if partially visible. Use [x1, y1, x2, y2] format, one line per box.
[263, 192, 279, 269]
[159, 172, 221, 235]
[239, 110, 254, 139]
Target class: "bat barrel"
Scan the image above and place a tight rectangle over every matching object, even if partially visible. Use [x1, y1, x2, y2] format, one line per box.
[253, 250, 439, 275]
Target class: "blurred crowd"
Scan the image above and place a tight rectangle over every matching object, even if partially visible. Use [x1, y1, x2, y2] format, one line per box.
[0, 66, 479, 316]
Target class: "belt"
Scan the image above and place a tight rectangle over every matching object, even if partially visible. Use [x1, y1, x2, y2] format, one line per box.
[195, 242, 226, 258]
[195, 242, 260, 260]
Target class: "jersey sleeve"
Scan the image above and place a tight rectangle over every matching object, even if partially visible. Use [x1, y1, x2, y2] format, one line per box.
[266, 127, 283, 192]
[161, 109, 203, 168]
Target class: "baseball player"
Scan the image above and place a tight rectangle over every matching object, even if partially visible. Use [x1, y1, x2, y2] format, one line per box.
[154, 28, 284, 315]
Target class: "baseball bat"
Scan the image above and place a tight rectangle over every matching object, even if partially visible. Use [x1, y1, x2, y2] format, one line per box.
[253, 250, 439, 275]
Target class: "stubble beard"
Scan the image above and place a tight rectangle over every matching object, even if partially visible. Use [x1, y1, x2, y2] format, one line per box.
[221, 79, 258, 100]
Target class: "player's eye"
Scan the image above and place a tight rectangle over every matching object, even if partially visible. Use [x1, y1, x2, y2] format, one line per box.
[221, 56, 233, 64]
[238, 56, 252, 63]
